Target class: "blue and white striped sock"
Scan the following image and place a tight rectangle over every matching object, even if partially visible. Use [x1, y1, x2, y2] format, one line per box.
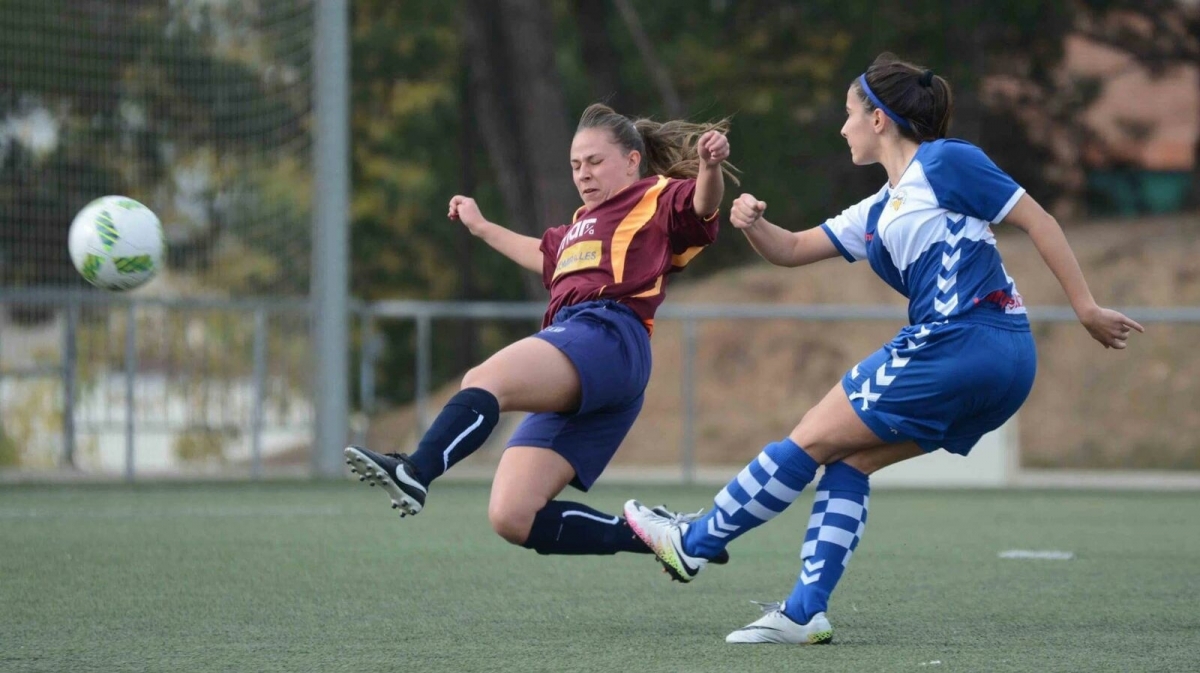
[683, 439, 818, 559]
[783, 461, 870, 624]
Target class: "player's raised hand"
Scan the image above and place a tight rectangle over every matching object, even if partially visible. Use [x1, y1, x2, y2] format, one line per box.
[697, 130, 729, 167]
[448, 195, 489, 236]
[730, 193, 767, 229]
[1079, 305, 1144, 349]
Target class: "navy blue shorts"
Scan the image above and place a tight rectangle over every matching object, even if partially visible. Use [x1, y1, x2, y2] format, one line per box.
[842, 319, 1037, 455]
[506, 300, 651, 491]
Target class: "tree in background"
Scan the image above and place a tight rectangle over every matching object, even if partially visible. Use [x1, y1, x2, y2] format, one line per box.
[459, 0, 579, 299]
[553, 0, 1077, 271]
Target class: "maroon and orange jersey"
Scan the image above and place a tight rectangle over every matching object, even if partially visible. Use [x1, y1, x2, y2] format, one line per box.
[539, 175, 719, 334]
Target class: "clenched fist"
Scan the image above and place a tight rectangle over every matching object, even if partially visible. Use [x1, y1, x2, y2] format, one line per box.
[730, 193, 767, 229]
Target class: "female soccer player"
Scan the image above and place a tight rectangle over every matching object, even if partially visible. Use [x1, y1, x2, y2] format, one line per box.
[346, 103, 737, 561]
[624, 53, 1143, 644]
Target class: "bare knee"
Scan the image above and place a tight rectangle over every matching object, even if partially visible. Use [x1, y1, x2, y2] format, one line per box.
[488, 502, 536, 545]
[789, 411, 850, 466]
[462, 368, 512, 413]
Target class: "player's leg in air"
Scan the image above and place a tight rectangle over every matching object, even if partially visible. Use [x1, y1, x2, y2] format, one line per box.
[346, 334, 572, 518]
[347, 302, 729, 561]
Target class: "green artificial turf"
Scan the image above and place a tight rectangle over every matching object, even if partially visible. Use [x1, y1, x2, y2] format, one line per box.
[2, 482, 1197, 672]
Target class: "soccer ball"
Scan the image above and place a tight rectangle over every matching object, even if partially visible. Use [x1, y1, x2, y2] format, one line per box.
[68, 195, 165, 291]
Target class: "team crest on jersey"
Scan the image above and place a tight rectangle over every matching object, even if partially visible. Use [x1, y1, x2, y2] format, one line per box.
[889, 189, 907, 212]
[553, 240, 602, 279]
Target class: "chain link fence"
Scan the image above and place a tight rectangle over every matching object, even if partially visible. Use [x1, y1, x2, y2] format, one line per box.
[1, 1, 320, 475]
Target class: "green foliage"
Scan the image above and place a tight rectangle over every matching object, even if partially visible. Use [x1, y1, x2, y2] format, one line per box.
[173, 427, 236, 464]
[349, 2, 523, 301]
[0, 378, 60, 467]
[0, 422, 18, 467]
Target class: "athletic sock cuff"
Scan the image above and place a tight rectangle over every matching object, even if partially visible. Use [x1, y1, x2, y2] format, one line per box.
[451, 387, 500, 424]
[817, 460, 870, 495]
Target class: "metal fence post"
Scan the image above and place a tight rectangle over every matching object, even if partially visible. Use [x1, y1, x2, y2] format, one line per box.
[249, 308, 268, 480]
[124, 302, 137, 481]
[311, 0, 351, 478]
[416, 313, 432, 435]
[681, 318, 697, 484]
[62, 300, 79, 468]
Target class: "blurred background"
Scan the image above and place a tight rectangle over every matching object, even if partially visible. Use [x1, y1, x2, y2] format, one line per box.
[1, 0, 1198, 481]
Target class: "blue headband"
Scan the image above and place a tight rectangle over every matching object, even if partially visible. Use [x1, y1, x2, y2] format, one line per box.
[858, 74, 911, 132]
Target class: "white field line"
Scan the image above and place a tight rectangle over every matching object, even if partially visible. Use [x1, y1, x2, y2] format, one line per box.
[998, 550, 1075, 560]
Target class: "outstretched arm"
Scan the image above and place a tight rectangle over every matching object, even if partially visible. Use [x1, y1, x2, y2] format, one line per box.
[1003, 194, 1144, 349]
[448, 195, 543, 274]
[730, 194, 841, 267]
[693, 130, 728, 218]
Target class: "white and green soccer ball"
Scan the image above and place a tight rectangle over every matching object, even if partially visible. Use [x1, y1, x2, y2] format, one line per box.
[68, 196, 165, 291]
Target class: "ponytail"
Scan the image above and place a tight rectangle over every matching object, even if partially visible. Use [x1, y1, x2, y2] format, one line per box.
[577, 103, 739, 184]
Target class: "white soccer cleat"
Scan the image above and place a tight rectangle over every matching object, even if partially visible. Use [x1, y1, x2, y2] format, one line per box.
[725, 602, 833, 644]
[624, 499, 708, 582]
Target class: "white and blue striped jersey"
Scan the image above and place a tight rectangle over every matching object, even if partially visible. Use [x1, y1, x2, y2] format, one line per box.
[821, 139, 1028, 327]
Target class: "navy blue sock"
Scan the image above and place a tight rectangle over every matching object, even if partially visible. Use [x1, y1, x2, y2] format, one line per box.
[407, 388, 500, 486]
[522, 501, 649, 556]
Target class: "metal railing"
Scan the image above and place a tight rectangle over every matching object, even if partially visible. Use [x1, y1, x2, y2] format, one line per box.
[362, 301, 1200, 483]
[3, 289, 1199, 481]
[0, 289, 318, 479]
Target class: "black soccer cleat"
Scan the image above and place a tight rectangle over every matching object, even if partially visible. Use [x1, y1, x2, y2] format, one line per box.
[344, 445, 427, 517]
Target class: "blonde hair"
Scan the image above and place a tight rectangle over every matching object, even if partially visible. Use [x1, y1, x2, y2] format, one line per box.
[576, 103, 740, 185]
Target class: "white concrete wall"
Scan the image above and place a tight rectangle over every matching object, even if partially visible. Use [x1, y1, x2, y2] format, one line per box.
[867, 418, 1016, 488]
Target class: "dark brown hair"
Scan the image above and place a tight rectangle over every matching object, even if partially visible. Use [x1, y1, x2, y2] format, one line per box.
[576, 103, 739, 184]
[853, 52, 954, 142]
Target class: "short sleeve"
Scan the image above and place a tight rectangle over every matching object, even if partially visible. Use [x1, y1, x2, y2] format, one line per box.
[820, 191, 880, 263]
[539, 225, 568, 289]
[662, 178, 719, 250]
[920, 140, 1025, 224]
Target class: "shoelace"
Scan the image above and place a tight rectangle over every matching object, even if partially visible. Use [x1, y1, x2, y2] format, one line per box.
[656, 508, 706, 528]
[750, 600, 786, 615]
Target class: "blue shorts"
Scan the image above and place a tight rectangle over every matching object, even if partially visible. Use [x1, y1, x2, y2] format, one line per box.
[842, 319, 1037, 455]
[507, 300, 652, 491]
